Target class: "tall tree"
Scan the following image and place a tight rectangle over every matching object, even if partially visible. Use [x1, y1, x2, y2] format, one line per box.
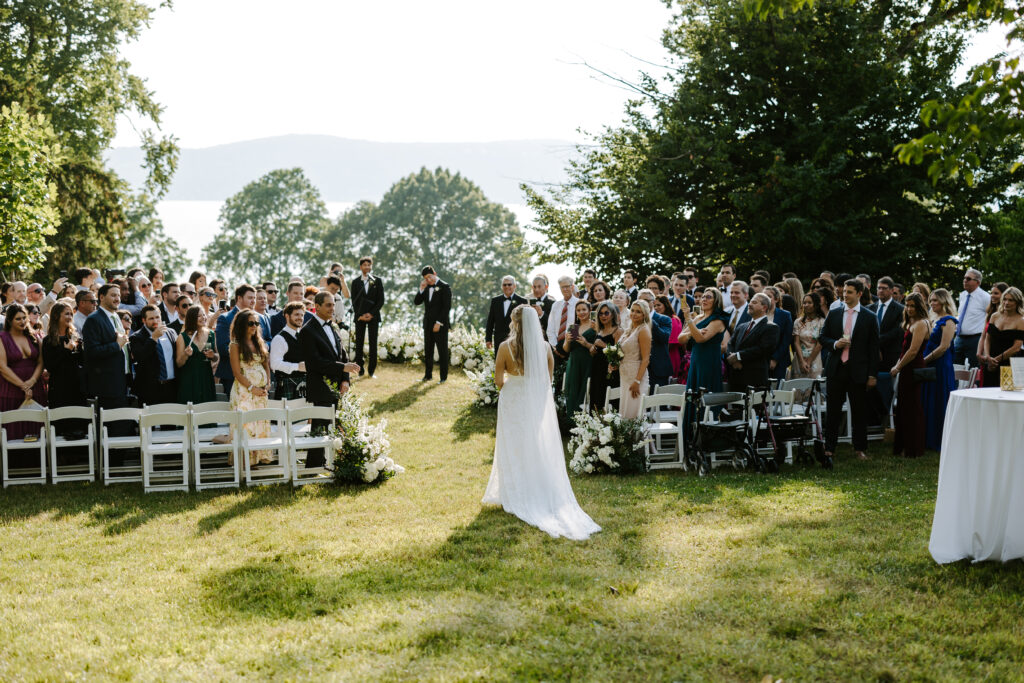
[526, 0, 1019, 286]
[120, 193, 190, 281]
[201, 168, 330, 285]
[323, 167, 533, 326]
[0, 0, 179, 280]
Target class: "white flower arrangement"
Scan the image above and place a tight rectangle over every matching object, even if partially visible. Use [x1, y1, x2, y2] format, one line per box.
[329, 393, 404, 485]
[567, 408, 650, 475]
[464, 355, 500, 408]
[353, 323, 490, 369]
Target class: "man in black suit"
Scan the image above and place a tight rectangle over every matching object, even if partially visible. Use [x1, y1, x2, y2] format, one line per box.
[820, 278, 880, 465]
[485, 276, 527, 350]
[871, 276, 905, 423]
[270, 280, 315, 338]
[129, 304, 179, 407]
[168, 294, 191, 334]
[157, 282, 180, 326]
[413, 265, 452, 383]
[529, 275, 556, 339]
[725, 293, 780, 391]
[349, 256, 385, 378]
[83, 284, 135, 458]
[623, 269, 639, 302]
[298, 292, 360, 468]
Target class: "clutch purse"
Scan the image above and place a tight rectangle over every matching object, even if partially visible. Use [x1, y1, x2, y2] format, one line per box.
[912, 367, 936, 382]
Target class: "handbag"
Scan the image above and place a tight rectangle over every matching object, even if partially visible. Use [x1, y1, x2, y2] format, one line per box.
[912, 367, 936, 382]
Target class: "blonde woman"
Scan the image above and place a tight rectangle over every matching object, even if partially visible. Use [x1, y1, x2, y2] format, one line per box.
[980, 286, 1024, 388]
[921, 288, 958, 451]
[618, 300, 652, 419]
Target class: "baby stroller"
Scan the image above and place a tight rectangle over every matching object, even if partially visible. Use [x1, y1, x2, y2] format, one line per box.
[683, 387, 755, 477]
[750, 386, 815, 472]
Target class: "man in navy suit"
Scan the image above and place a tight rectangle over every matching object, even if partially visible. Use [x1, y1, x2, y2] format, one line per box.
[669, 274, 695, 317]
[820, 278, 880, 465]
[638, 289, 674, 389]
[870, 276, 904, 423]
[215, 284, 267, 396]
[765, 286, 794, 382]
[726, 293, 780, 391]
[270, 280, 315, 338]
[485, 276, 528, 350]
[722, 280, 752, 354]
[83, 283, 135, 459]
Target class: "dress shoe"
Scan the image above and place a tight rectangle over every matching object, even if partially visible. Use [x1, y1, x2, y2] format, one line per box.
[856, 451, 869, 460]
[438, 379, 446, 384]
[420, 377, 432, 383]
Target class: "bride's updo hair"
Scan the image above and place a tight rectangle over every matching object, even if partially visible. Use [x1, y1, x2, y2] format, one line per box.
[508, 304, 526, 371]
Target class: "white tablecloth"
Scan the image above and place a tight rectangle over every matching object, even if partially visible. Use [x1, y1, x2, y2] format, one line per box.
[929, 388, 1024, 563]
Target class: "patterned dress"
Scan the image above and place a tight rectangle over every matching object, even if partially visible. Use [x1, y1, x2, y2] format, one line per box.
[790, 316, 825, 380]
[229, 351, 272, 465]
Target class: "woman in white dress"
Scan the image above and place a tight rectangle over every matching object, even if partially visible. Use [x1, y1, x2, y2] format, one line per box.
[617, 300, 652, 419]
[483, 305, 601, 541]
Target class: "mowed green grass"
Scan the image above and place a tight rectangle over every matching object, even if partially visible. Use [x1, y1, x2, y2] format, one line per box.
[1, 364, 1022, 681]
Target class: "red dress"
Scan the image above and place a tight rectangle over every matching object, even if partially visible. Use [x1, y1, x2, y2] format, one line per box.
[0, 331, 47, 440]
[893, 329, 925, 458]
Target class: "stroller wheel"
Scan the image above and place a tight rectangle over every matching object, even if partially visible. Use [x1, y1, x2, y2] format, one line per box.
[766, 458, 780, 474]
[697, 458, 709, 477]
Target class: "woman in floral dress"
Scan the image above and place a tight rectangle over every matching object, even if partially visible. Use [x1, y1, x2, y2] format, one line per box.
[229, 309, 273, 466]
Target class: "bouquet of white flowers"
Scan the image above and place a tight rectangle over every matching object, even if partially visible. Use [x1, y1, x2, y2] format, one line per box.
[464, 356, 499, 407]
[567, 408, 649, 475]
[329, 393, 404, 485]
[603, 344, 625, 377]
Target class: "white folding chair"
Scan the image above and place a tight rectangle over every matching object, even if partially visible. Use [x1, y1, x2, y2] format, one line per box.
[642, 393, 685, 469]
[141, 403, 189, 444]
[1, 409, 47, 487]
[191, 409, 240, 490]
[604, 386, 622, 411]
[654, 384, 687, 396]
[140, 412, 190, 493]
[954, 368, 977, 390]
[48, 406, 96, 483]
[190, 401, 232, 413]
[238, 407, 290, 486]
[287, 405, 336, 486]
[99, 407, 142, 484]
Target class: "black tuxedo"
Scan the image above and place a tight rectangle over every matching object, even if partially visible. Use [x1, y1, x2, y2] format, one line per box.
[82, 309, 132, 402]
[819, 305, 880, 452]
[726, 317, 779, 390]
[485, 293, 527, 347]
[350, 274, 385, 376]
[414, 279, 452, 381]
[298, 316, 352, 468]
[129, 327, 179, 407]
[536, 294, 556, 339]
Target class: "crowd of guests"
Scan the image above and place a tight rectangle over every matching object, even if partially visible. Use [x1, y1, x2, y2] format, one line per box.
[484, 265, 1024, 464]
[0, 258, 457, 470]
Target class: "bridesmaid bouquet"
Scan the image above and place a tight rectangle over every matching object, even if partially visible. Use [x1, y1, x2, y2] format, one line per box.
[328, 393, 404, 485]
[603, 344, 625, 377]
[567, 409, 649, 475]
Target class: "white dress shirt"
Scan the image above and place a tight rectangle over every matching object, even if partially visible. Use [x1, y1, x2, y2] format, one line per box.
[830, 298, 844, 311]
[957, 288, 991, 336]
[546, 296, 579, 347]
[73, 311, 88, 338]
[270, 326, 302, 374]
[319, 317, 339, 354]
[726, 302, 748, 330]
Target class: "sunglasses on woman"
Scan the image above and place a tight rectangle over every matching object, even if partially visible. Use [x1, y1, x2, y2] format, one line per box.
[247, 321, 259, 328]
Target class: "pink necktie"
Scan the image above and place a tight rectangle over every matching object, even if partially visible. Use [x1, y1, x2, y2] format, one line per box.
[842, 308, 854, 363]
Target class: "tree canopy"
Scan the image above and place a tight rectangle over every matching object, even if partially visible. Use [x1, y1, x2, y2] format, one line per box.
[324, 168, 533, 325]
[525, 0, 1020, 285]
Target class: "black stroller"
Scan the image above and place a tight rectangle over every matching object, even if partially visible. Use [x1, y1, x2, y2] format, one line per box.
[683, 387, 755, 477]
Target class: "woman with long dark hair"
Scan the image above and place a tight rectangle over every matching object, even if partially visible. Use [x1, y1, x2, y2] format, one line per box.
[891, 293, 930, 458]
[229, 309, 272, 466]
[790, 292, 825, 381]
[176, 305, 218, 404]
[977, 281, 1008, 384]
[0, 304, 47, 440]
[588, 301, 623, 412]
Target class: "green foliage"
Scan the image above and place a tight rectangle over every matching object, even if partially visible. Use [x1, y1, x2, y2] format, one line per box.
[201, 168, 331, 285]
[121, 193, 190, 280]
[527, 0, 1019, 286]
[324, 167, 533, 325]
[0, 102, 61, 278]
[979, 197, 1024, 285]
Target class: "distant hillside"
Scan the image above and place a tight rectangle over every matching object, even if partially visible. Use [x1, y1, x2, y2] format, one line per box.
[106, 135, 576, 204]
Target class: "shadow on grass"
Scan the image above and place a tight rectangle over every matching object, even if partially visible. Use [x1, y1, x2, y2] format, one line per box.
[367, 380, 439, 414]
[450, 404, 496, 442]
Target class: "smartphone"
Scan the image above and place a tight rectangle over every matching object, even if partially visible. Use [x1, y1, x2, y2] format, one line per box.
[59, 270, 67, 278]
[528, 298, 539, 306]
[218, 300, 228, 311]
[568, 323, 580, 339]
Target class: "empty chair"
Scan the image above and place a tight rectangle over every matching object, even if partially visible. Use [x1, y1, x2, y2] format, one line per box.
[141, 402, 189, 444]
[642, 393, 685, 469]
[99, 407, 143, 484]
[140, 412, 190, 492]
[238, 407, 290, 486]
[48, 406, 96, 483]
[604, 386, 622, 411]
[1, 409, 47, 487]
[191, 409, 239, 490]
[287, 405, 337, 486]
[654, 384, 687, 395]
[954, 368, 977, 390]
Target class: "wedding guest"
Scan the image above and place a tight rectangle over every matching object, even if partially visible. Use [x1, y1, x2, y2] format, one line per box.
[0, 304, 47, 441]
[588, 281, 612, 305]
[653, 295, 684, 379]
[210, 279, 229, 307]
[912, 282, 932, 303]
[350, 257, 385, 378]
[228, 309, 273, 466]
[979, 286, 1024, 388]
[546, 276, 580, 361]
[486, 276, 527, 350]
[645, 275, 667, 297]
[977, 282, 1008, 385]
[562, 300, 595, 418]
[197, 287, 217, 315]
[270, 301, 307, 400]
[638, 290, 673, 390]
[156, 282, 180, 326]
[82, 281, 132, 452]
[324, 275, 348, 325]
[270, 280, 314, 337]
[623, 269, 639, 302]
[188, 271, 207, 293]
[720, 264, 737, 291]
[764, 286, 793, 382]
[298, 292, 360, 467]
[580, 269, 597, 301]
[892, 283, 906, 304]
[113, 277, 146, 322]
[169, 294, 192, 334]
[25, 304, 45, 342]
[73, 290, 97, 337]
[750, 274, 768, 294]
[175, 305, 218, 405]
[414, 266, 452, 383]
[618, 301, 652, 419]
[784, 277, 805, 316]
[955, 268, 991, 367]
[891, 293, 930, 459]
[303, 286, 319, 306]
[130, 305, 179, 407]
[116, 310, 134, 336]
[42, 302, 88, 437]
[680, 287, 729, 396]
[921, 289, 958, 451]
[215, 284, 258, 396]
[254, 288, 269, 316]
[530, 275, 556, 339]
[588, 301, 623, 412]
[261, 281, 279, 314]
[612, 289, 632, 332]
[873, 276, 905, 422]
[725, 293, 779, 391]
[790, 293, 825, 400]
[856, 273, 878, 308]
[669, 276, 695, 317]
[819, 278, 880, 465]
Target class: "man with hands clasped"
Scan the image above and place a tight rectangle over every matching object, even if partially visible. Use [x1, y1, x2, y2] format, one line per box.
[129, 304, 179, 407]
[414, 266, 452, 383]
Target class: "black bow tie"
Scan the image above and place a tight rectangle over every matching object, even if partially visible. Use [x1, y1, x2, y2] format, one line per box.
[322, 321, 332, 327]
[504, 297, 512, 302]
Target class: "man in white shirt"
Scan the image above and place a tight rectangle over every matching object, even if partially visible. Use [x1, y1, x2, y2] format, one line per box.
[73, 290, 97, 337]
[270, 301, 308, 400]
[954, 267, 991, 366]
[546, 275, 579, 358]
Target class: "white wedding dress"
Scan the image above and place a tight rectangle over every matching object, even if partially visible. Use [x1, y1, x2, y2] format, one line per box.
[482, 307, 601, 540]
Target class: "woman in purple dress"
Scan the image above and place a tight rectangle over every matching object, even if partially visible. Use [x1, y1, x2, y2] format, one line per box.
[0, 304, 47, 440]
[891, 293, 929, 458]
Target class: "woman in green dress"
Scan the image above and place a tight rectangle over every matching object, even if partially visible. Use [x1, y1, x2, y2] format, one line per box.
[562, 300, 595, 421]
[175, 304, 219, 404]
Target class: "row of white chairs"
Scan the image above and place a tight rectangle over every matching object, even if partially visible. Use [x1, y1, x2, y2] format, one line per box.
[1, 400, 337, 492]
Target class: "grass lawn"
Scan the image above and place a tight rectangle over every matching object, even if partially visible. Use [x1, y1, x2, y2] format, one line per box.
[1, 363, 1022, 681]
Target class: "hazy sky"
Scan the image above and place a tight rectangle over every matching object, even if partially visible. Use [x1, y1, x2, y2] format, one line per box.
[113, 0, 676, 148]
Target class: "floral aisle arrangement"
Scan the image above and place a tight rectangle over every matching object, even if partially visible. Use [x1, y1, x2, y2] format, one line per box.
[567, 409, 650, 475]
[350, 323, 490, 369]
[464, 356, 499, 407]
[329, 393, 404, 485]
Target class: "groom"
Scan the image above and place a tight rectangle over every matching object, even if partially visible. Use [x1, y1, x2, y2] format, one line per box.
[413, 265, 451, 383]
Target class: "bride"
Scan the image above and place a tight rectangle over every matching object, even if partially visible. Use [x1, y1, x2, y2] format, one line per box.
[482, 305, 601, 540]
